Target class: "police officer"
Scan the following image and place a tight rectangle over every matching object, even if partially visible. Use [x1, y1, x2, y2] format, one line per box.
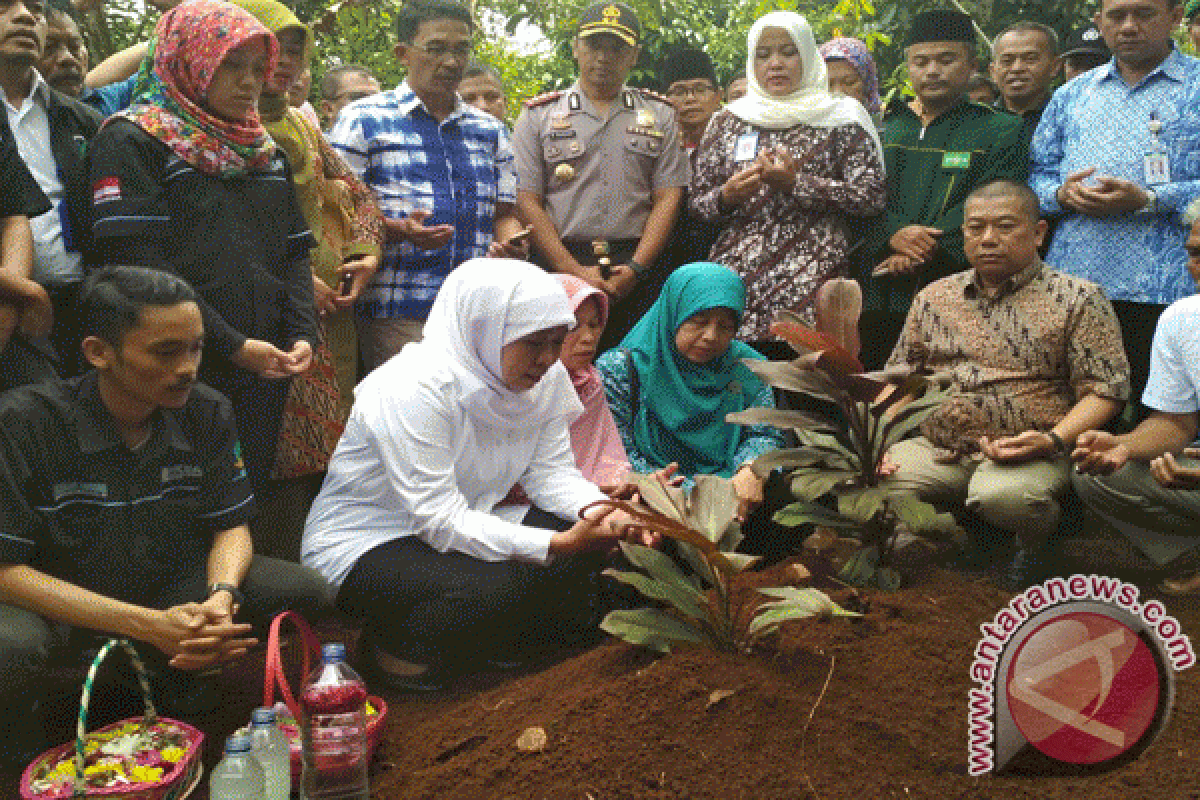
[513, 2, 690, 351]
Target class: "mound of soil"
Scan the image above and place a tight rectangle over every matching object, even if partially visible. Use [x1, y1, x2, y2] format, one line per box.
[8, 565, 1199, 799]
[369, 567, 1200, 799]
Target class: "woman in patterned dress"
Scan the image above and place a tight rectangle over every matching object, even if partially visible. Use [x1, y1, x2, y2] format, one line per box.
[690, 11, 886, 356]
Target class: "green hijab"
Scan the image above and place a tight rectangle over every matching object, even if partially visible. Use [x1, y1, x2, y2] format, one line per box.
[619, 262, 767, 477]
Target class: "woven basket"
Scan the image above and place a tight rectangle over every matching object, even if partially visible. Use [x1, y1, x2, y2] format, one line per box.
[19, 639, 204, 800]
[263, 611, 388, 783]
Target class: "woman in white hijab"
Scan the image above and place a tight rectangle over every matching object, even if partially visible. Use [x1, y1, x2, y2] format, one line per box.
[302, 259, 644, 690]
[689, 11, 887, 357]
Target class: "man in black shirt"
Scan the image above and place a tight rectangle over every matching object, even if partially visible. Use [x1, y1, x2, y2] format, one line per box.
[0, 266, 328, 766]
[0, 120, 53, 390]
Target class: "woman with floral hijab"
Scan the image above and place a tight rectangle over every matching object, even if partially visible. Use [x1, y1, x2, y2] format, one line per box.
[89, 0, 317, 493]
[819, 37, 883, 130]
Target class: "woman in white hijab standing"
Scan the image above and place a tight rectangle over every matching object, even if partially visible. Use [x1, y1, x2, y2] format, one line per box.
[690, 11, 887, 358]
[302, 259, 645, 691]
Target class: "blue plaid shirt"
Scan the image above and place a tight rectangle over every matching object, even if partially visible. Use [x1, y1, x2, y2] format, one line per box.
[329, 82, 517, 319]
[1031, 49, 1200, 306]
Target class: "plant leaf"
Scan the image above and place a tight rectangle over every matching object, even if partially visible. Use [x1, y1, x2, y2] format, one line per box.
[748, 589, 860, 637]
[625, 472, 686, 521]
[688, 475, 740, 545]
[752, 446, 853, 476]
[725, 407, 837, 434]
[789, 468, 859, 501]
[876, 566, 902, 590]
[618, 541, 703, 592]
[839, 544, 879, 584]
[773, 500, 860, 529]
[600, 608, 707, 653]
[838, 486, 889, 524]
[888, 492, 940, 533]
[722, 552, 761, 572]
[603, 568, 708, 620]
[739, 359, 844, 404]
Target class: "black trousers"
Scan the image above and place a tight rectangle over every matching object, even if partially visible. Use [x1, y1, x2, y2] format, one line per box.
[1111, 300, 1166, 427]
[336, 508, 605, 666]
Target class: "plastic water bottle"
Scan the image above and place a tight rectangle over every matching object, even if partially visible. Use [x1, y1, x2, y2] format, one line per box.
[249, 706, 292, 799]
[210, 733, 266, 800]
[300, 642, 369, 800]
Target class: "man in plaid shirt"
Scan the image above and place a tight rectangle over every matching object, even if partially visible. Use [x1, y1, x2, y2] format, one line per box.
[329, 0, 526, 372]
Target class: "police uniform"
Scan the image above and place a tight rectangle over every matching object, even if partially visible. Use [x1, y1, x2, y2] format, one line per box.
[513, 2, 690, 349]
[514, 84, 689, 348]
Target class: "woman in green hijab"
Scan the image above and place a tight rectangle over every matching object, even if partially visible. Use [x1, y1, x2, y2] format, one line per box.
[595, 263, 786, 524]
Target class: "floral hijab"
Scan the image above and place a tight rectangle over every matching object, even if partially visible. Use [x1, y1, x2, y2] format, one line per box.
[116, 0, 278, 177]
[819, 37, 882, 114]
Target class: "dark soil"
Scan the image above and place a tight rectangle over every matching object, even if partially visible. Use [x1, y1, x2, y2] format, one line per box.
[8, 564, 1200, 799]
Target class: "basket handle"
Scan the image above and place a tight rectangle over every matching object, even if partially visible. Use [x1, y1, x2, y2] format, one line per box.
[264, 610, 321, 720]
[72, 639, 157, 797]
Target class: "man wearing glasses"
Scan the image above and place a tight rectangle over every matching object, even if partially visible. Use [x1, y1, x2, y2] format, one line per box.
[661, 48, 723, 155]
[513, 2, 689, 351]
[328, 0, 526, 372]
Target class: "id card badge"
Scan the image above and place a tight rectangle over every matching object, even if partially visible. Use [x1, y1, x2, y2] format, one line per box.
[1143, 151, 1170, 186]
[733, 132, 759, 163]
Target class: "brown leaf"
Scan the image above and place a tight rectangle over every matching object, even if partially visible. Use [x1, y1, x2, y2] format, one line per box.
[706, 688, 740, 709]
[516, 726, 548, 753]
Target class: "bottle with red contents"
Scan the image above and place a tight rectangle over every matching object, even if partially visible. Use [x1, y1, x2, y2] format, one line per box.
[300, 643, 369, 800]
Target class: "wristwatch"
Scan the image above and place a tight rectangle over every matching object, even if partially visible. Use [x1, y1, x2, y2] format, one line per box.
[628, 258, 649, 278]
[207, 582, 244, 606]
[1046, 431, 1067, 455]
[1136, 188, 1158, 215]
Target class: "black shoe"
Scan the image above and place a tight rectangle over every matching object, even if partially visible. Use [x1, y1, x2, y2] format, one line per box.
[355, 640, 449, 693]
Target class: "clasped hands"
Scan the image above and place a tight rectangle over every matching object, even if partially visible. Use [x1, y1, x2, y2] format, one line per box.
[232, 338, 312, 379]
[1056, 168, 1151, 217]
[719, 146, 799, 208]
[147, 593, 256, 672]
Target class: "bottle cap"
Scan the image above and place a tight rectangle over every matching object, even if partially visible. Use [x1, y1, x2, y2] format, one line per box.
[321, 642, 347, 663]
[225, 733, 253, 753]
[251, 706, 277, 725]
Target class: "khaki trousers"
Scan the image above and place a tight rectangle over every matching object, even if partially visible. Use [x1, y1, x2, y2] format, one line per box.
[887, 436, 1071, 544]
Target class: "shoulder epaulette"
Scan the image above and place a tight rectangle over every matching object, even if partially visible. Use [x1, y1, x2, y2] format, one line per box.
[635, 88, 672, 106]
[524, 91, 563, 109]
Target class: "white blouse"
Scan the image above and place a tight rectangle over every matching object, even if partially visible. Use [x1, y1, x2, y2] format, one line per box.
[301, 357, 607, 588]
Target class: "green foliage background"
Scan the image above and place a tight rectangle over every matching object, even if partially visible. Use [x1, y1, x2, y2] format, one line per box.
[76, 0, 1146, 124]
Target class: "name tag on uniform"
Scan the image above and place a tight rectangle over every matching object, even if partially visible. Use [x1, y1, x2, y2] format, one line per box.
[942, 151, 972, 169]
[733, 132, 759, 163]
[1144, 151, 1170, 185]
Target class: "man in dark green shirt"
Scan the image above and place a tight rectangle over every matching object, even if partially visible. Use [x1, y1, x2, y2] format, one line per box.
[859, 9, 1028, 369]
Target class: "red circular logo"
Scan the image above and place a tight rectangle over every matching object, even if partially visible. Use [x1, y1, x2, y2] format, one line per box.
[1005, 612, 1161, 766]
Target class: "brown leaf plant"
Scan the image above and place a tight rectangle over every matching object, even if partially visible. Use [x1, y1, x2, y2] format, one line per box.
[726, 281, 959, 590]
[587, 473, 856, 654]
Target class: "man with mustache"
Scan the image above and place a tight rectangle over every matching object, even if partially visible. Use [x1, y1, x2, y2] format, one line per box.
[1031, 0, 1200, 424]
[0, 0, 101, 379]
[858, 9, 1027, 372]
[512, 1, 689, 352]
[328, 0, 526, 373]
[0, 266, 329, 767]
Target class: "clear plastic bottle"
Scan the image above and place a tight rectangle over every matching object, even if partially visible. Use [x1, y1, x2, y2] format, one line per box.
[249, 705, 292, 799]
[300, 642, 369, 800]
[210, 733, 266, 800]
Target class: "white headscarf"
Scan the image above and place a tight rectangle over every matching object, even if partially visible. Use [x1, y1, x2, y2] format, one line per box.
[727, 11, 884, 166]
[360, 258, 581, 432]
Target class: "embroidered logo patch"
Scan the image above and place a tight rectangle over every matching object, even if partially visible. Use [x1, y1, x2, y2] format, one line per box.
[942, 151, 972, 169]
[92, 177, 121, 204]
[162, 464, 203, 483]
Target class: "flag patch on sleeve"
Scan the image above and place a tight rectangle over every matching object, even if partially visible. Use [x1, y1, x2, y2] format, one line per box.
[92, 177, 121, 204]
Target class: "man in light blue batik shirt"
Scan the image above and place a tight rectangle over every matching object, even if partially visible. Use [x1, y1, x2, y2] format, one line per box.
[1031, 0, 1200, 418]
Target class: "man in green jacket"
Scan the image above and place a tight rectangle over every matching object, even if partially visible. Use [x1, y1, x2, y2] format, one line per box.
[859, 9, 1028, 369]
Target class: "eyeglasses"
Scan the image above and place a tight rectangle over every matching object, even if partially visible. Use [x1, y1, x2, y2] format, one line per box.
[665, 84, 717, 100]
[408, 41, 473, 61]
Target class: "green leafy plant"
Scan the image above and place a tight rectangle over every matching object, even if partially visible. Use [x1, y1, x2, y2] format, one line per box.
[594, 474, 856, 654]
[728, 311, 960, 590]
